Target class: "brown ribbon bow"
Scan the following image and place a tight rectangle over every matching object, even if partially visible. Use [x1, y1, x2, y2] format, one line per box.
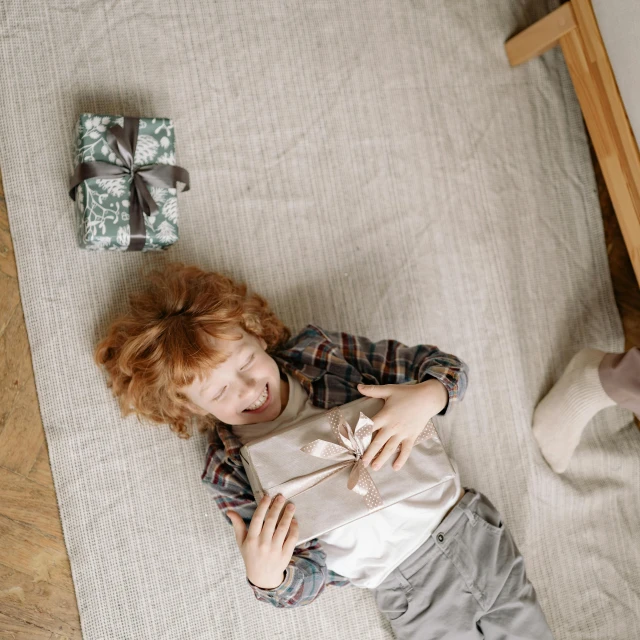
[68, 117, 190, 251]
[267, 408, 439, 513]
[301, 409, 385, 511]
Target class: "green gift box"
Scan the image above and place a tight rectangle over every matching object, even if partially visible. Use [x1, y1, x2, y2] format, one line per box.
[69, 114, 190, 251]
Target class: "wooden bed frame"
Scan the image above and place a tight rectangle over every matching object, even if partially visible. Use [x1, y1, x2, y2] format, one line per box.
[506, 0, 640, 287]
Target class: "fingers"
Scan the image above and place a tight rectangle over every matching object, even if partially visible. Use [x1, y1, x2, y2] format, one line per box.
[272, 501, 296, 546]
[357, 383, 391, 398]
[228, 510, 247, 547]
[247, 494, 273, 539]
[248, 495, 297, 549]
[362, 429, 389, 467]
[282, 518, 300, 557]
[261, 494, 289, 539]
[368, 435, 402, 470]
[391, 440, 414, 471]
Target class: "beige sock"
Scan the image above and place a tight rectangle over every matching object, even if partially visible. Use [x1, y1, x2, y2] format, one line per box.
[532, 348, 616, 473]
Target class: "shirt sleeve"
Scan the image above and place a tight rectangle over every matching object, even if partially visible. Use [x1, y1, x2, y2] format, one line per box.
[247, 539, 350, 608]
[318, 327, 469, 415]
[201, 443, 349, 608]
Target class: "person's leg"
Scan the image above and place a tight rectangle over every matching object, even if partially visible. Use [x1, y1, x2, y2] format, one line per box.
[373, 488, 553, 639]
[532, 348, 618, 473]
[456, 490, 554, 639]
[598, 348, 640, 414]
[373, 515, 481, 640]
[471, 493, 554, 638]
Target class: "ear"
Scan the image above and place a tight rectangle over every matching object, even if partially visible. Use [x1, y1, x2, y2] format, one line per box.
[259, 336, 268, 350]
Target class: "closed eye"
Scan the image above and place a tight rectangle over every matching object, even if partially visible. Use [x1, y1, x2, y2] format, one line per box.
[212, 387, 226, 402]
[241, 354, 255, 370]
[212, 354, 255, 402]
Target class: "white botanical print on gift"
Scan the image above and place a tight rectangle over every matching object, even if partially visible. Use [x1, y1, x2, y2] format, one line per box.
[156, 220, 178, 244]
[73, 114, 180, 251]
[116, 225, 130, 248]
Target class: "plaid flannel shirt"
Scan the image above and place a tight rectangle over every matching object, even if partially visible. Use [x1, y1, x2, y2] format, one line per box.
[201, 324, 468, 608]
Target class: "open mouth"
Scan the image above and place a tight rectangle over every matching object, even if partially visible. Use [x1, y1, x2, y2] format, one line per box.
[242, 383, 271, 414]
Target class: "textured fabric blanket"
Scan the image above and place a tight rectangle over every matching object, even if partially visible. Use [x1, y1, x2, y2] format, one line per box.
[1, 0, 638, 637]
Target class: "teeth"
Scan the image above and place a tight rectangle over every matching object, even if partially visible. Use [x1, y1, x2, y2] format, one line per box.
[246, 385, 268, 411]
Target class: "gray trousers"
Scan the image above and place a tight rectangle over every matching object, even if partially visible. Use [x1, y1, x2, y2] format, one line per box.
[373, 488, 553, 639]
[599, 348, 640, 415]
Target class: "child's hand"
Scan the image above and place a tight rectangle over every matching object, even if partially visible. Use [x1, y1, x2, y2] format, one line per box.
[228, 494, 298, 590]
[358, 379, 448, 472]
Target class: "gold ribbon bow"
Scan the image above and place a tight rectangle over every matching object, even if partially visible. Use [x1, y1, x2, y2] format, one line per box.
[273, 408, 438, 513]
[300, 409, 384, 511]
[265, 408, 438, 511]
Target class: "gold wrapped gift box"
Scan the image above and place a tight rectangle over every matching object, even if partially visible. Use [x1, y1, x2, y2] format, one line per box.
[240, 389, 457, 543]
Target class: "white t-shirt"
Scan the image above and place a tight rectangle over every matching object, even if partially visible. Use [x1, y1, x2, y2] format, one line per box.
[232, 372, 464, 588]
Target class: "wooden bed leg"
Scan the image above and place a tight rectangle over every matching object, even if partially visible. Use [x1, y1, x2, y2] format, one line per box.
[505, 3, 577, 67]
[506, 0, 640, 287]
[560, 25, 640, 285]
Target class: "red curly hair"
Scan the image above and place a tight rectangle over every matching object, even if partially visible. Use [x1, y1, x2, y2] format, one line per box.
[95, 262, 291, 439]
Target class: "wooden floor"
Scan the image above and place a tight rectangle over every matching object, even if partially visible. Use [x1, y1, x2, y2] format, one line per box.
[0, 174, 82, 637]
[1, 135, 639, 637]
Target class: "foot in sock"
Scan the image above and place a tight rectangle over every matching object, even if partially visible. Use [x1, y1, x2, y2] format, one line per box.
[532, 348, 616, 473]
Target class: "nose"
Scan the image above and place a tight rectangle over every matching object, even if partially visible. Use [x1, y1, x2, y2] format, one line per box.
[238, 374, 260, 401]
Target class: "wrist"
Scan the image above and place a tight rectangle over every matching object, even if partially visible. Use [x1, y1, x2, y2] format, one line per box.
[417, 378, 449, 414]
[247, 570, 286, 590]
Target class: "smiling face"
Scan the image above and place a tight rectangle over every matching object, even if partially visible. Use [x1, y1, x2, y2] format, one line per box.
[180, 328, 289, 425]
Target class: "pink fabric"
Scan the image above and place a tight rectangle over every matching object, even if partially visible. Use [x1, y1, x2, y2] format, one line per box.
[598, 348, 640, 416]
